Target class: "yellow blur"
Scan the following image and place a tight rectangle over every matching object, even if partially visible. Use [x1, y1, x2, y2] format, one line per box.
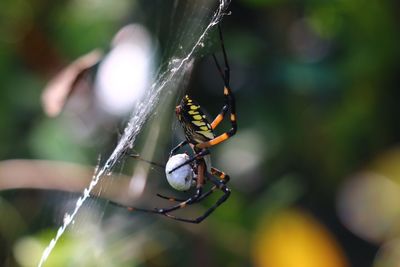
[253, 209, 349, 267]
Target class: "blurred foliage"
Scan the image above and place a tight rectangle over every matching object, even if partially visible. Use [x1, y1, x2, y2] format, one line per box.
[0, 0, 400, 266]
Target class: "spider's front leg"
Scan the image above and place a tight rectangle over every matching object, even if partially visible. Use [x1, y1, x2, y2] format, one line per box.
[169, 140, 189, 158]
[167, 149, 210, 174]
[157, 166, 229, 204]
[162, 170, 231, 224]
[154, 159, 206, 214]
[184, 167, 230, 203]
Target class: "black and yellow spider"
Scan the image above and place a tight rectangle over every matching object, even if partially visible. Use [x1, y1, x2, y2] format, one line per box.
[114, 24, 237, 223]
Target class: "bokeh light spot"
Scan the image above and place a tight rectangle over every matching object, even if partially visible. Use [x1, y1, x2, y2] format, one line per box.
[252, 209, 349, 267]
[337, 172, 400, 243]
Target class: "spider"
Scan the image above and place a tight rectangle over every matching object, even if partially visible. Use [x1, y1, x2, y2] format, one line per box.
[114, 24, 236, 223]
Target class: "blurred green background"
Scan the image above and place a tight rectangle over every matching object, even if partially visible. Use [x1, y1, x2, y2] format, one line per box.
[1, 0, 400, 266]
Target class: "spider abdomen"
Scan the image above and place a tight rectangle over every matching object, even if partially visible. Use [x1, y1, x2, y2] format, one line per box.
[177, 95, 215, 144]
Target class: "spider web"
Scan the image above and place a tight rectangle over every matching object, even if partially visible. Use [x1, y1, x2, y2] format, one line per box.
[37, 0, 230, 266]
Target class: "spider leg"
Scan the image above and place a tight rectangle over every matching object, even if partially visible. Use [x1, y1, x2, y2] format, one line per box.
[158, 166, 230, 206]
[199, 25, 236, 149]
[218, 24, 230, 85]
[211, 167, 230, 183]
[156, 193, 186, 202]
[184, 167, 230, 203]
[157, 185, 216, 203]
[207, 84, 236, 139]
[212, 25, 230, 84]
[169, 140, 189, 158]
[157, 185, 218, 203]
[108, 191, 201, 215]
[160, 171, 231, 224]
[167, 149, 210, 174]
[200, 82, 236, 149]
[210, 25, 230, 130]
[195, 104, 236, 149]
[128, 152, 165, 169]
[156, 168, 217, 203]
[108, 201, 159, 214]
[211, 103, 228, 129]
[108, 191, 200, 215]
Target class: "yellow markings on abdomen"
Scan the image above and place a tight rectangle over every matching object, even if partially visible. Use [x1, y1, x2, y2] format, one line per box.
[193, 115, 202, 120]
[196, 130, 214, 140]
[192, 121, 206, 127]
[188, 110, 199, 115]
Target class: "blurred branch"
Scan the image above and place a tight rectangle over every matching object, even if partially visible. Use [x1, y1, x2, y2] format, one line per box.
[0, 159, 138, 205]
